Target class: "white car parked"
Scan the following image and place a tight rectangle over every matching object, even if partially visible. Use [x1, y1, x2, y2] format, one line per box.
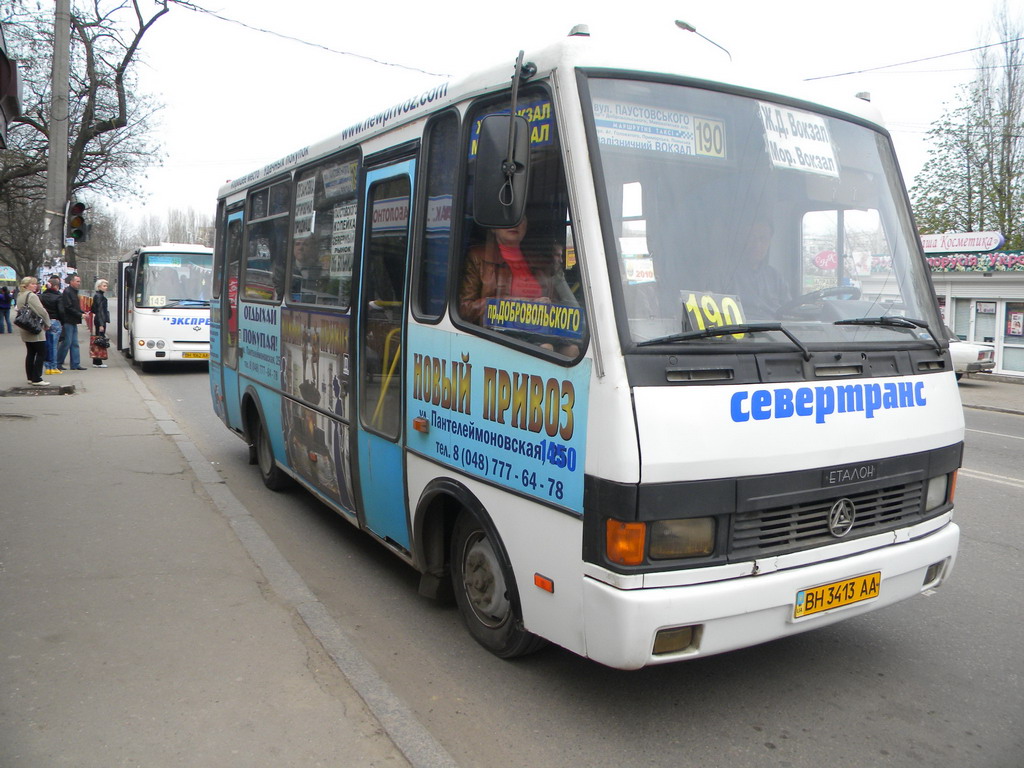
[946, 326, 995, 380]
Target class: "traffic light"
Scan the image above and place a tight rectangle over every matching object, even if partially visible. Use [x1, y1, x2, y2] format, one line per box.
[67, 201, 87, 242]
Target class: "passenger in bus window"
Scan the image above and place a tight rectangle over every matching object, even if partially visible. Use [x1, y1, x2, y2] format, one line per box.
[458, 216, 579, 356]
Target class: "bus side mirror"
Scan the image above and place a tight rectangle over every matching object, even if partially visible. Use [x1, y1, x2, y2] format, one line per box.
[473, 114, 530, 228]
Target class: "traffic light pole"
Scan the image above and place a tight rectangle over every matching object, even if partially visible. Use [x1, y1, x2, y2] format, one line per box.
[43, 0, 71, 261]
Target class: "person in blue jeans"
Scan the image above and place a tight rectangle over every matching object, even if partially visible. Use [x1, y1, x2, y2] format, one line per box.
[39, 276, 63, 373]
[56, 274, 87, 370]
[0, 286, 12, 333]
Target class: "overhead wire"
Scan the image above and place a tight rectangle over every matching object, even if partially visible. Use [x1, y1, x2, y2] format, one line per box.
[165, 0, 451, 78]
[805, 35, 1024, 80]
[166, 1, 1016, 86]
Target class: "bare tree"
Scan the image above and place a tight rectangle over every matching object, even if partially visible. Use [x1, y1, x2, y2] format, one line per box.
[0, 0, 169, 276]
[112, 206, 214, 250]
[166, 207, 214, 245]
[911, 5, 1024, 249]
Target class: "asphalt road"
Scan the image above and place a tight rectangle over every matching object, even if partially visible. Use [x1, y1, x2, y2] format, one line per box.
[148, 363, 1023, 768]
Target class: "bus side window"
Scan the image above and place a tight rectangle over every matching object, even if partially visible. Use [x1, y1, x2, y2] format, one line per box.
[244, 181, 290, 302]
[290, 153, 360, 308]
[454, 90, 586, 359]
[225, 216, 243, 367]
[359, 175, 411, 439]
[213, 201, 225, 300]
[413, 111, 459, 321]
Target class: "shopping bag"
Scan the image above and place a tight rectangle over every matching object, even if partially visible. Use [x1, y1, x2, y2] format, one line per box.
[89, 335, 109, 360]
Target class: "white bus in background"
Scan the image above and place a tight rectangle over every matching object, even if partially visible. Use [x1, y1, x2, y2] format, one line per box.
[209, 26, 964, 669]
[117, 243, 214, 370]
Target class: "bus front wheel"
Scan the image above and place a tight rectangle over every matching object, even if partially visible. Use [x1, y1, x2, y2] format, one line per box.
[252, 412, 292, 491]
[450, 512, 545, 659]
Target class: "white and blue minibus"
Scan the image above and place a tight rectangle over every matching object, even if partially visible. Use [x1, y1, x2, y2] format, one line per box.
[209, 25, 962, 669]
[118, 243, 213, 369]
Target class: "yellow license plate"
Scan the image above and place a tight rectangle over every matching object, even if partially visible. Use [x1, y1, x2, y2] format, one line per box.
[794, 572, 880, 618]
[183, 352, 209, 359]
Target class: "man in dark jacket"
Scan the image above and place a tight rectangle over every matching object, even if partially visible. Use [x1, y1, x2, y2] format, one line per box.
[39, 276, 64, 374]
[56, 274, 87, 371]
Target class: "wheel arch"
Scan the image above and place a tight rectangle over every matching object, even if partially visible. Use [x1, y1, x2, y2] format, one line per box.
[412, 477, 524, 614]
[240, 385, 272, 465]
[240, 384, 266, 447]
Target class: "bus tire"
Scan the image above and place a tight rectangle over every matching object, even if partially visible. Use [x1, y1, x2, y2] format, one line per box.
[450, 512, 546, 659]
[252, 412, 292, 491]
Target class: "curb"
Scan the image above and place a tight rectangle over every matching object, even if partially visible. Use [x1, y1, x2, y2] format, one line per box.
[963, 403, 1024, 417]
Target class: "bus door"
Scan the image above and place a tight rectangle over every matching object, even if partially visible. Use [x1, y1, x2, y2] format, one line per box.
[116, 259, 134, 354]
[354, 157, 415, 550]
[218, 209, 245, 429]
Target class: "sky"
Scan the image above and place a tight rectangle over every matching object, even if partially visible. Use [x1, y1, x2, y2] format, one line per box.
[115, 0, 1010, 222]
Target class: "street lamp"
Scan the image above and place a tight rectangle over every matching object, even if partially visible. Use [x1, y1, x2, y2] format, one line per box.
[675, 20, 733, 62]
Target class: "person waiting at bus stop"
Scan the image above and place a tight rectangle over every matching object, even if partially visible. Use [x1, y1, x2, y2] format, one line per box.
[40, 276, 63, 374]
[14, 275, 52, 385]
[90, 278, 110, 368]
[0, 286, 12, 333]
[458, 215, 579, 356]
[56, 274, 87, 371]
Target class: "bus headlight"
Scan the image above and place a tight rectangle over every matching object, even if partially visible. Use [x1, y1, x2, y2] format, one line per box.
[650, 518, 715, 559]
[925, 474, 950, 511]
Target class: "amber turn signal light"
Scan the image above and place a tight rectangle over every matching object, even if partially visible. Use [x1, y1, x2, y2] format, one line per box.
[606, 520, 646, 566]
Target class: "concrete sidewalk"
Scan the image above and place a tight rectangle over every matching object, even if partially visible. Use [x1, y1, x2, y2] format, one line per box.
[0, 332, 433, 767]
[955, 372, 1024, 416]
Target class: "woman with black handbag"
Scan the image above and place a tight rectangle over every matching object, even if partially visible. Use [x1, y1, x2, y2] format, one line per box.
[15, 275, 52, 386]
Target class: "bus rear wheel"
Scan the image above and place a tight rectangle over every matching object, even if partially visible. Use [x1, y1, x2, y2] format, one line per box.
[252, 412, 292, 491]
[450, 512, 545, 659]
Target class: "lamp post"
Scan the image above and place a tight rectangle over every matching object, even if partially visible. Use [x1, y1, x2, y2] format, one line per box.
[675, 20, 733, 62]
[43, 0, 71, 257]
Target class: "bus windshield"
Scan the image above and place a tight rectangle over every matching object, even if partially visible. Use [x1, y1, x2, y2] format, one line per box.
[586, 78, 942, 349]
[135, 252, 213, 308]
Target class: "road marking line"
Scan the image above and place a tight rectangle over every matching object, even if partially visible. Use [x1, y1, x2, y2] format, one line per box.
[966, 428, 1024, 442]
[959, 467, 1024, 490]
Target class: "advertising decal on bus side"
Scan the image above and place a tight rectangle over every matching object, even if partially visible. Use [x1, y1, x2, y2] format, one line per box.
[407, 325, 591, 514]
[277, 307, 356, 513]
[238, 303, 281, 388]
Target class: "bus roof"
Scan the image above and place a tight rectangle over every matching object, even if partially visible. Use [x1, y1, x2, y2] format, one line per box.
[217, 23, 888, 201]
[128, 243, 214, 258]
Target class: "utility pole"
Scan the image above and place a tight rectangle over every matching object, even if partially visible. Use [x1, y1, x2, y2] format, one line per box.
[43, 0, 71, 263]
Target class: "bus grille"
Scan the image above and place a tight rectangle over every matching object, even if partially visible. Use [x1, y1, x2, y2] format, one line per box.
[730, 481, 926, 559]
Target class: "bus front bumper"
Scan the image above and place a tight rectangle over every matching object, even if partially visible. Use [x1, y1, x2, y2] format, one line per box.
[581, 521, 959, 670]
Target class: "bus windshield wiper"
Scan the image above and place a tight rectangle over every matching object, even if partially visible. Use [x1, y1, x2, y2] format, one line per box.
[160, 299, 209, 308]
[635, 322, 812, 360]
[834, 316, 942, 351]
